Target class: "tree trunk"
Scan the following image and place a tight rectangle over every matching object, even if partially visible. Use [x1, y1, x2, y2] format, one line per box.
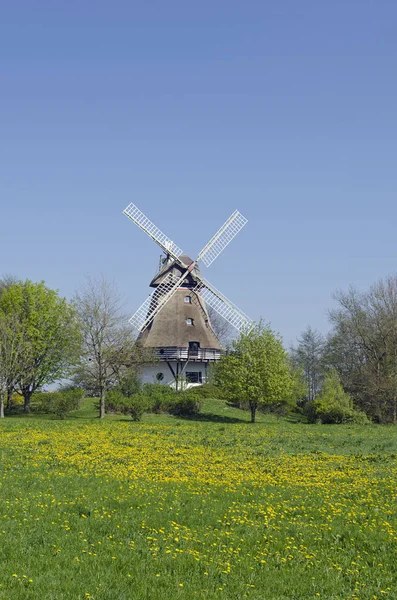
[0, 392, 4, 419]
[100, 387, 106, 419]
[6, 388, 13, 411]
[250, 402, 256, 423]
[23, 389, 32, 413]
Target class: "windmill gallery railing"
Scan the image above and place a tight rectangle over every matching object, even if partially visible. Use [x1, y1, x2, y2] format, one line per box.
[155, 347, 223, 362]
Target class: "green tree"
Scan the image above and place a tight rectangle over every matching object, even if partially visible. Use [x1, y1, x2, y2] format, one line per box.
[0, 274, 19, 298]
[0, 275, 20, 410]
[214, 322, 293, 423]
[0, 281, 81, 412]
[327, 276, 397, 423]
[0, 313, 27, 418]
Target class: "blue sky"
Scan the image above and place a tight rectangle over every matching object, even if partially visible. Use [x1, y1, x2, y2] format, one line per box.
[1, 0, 397, 346]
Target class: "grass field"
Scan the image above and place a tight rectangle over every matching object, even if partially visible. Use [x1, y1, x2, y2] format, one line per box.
[1, 399, 397, 600]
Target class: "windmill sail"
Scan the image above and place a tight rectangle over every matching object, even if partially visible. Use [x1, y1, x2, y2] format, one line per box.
[123, 203, 184, 261]
[197, 210, 248, 267]
[193, 277, 253, 333]
[129, 271, 189, 332]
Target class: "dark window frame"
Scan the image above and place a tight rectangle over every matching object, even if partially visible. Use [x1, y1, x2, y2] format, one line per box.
[189, 341, 200, 356]
[186, 371, 202, 384]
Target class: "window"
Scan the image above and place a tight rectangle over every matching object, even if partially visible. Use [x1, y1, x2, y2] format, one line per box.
[186, 372, 202, 384]
[189, 341, 200, 356]
[186, 318, 193, 325]
[156, 372, 164, 381]
[184, 296, 191, 303]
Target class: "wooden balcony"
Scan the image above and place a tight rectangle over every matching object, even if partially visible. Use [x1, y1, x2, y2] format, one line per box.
[154, 347, 222, 362]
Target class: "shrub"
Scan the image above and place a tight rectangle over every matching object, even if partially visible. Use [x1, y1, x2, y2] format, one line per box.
[348, 410, 370, 425]
[34, 388, 84, 419]
[105, 390, 148, 421]
[118, 374, 141, 397]
[304, 399, 318, 424]
[305, 372, 369, 425]
[310, 402, 353, 424]
[105, 384, 202, 419]
[60, 387, 85, 406]
[167, 391, 202, 416]
[9, 392, 24, 409]
[142, 383, 176, 414]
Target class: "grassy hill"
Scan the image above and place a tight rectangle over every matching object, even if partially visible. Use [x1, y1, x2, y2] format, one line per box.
[1, 398, 396, 599]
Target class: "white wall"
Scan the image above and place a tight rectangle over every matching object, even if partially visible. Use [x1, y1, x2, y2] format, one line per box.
[139, 362, 208, 388]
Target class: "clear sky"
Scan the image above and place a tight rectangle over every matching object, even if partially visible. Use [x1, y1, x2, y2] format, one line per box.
[1, 0, 396, 346]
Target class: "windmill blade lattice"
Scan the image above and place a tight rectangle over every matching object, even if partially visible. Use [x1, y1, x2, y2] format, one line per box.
[123, 203, 184, 261]
[193, 277, 254, 333]
[129, 272, 188, 332]
[197, 210, 248, 267]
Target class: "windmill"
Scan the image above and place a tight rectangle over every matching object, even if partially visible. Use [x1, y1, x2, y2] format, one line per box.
[123, 203, 253, 388]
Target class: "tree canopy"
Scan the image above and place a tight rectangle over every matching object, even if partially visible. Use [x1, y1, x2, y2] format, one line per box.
[214, 322, 293, 422]
[327, 276, 397, 423]
[0, 280, 81, 412]
[0, 312, 26, 418]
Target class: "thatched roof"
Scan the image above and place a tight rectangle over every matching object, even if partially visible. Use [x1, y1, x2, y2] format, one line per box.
[138, 288, 222, 350]
[150, 255, 200, 288]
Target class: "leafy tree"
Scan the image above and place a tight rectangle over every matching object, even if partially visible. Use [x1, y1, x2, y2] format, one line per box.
[214, 322, 293, 422]
[0, 313, 27, 418]
[0, 275, 20, 409]
[290, 326, 326, 402]
[327, 276, 397, 423]
[0, 281, 81, 412]
[0, 274, 18, 298]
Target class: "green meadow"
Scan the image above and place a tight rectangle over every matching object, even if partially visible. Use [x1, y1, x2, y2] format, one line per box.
[1, 399, 396, 600]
